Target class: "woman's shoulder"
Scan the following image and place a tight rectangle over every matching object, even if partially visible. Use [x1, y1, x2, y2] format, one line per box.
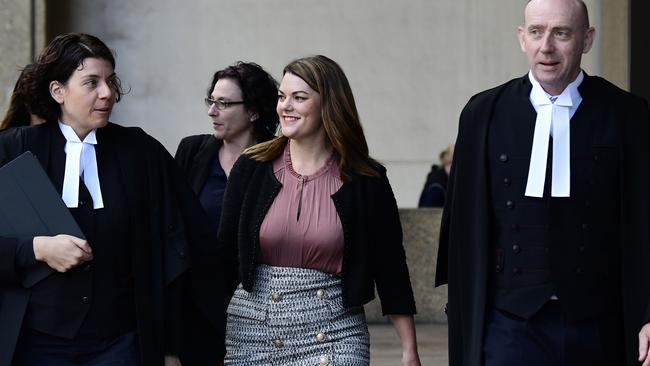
[347, 160, 388, 184]
[234, 152, 269, 172]
[103, 122, 169, 150]
[0, 126, 22, 141]
[225, 154, 273, 194]
[0, 123, 46, 156]
[177, 134, 215, 150]
[102, 122, 146, 142]
[175, 134, 218, 160]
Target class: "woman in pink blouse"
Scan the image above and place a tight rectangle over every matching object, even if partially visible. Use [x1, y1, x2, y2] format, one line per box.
[218, 55, 421, 366]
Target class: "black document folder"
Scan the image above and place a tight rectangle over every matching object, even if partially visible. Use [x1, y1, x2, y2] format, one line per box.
[0, 151, 85, 287]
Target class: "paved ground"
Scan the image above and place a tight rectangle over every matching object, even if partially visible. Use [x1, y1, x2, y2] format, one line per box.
[369, 323, 448, 365]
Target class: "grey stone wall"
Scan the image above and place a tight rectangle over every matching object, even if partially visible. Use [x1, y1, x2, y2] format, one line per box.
[0, 0, 32, 115]
[0, 0, 46, 120]
[364, 208, 448, 324]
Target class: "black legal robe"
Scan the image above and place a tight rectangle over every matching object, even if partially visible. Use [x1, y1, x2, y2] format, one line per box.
[0, 121, 219, 365]
[436, 74, 650, 366]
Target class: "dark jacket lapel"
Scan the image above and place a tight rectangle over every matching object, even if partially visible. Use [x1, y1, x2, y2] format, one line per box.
[189, 137, 220, 193]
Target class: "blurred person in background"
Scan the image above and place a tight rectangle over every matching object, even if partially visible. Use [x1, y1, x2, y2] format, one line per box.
[418, 144, 453, 207]
[1, 64, 46, 129]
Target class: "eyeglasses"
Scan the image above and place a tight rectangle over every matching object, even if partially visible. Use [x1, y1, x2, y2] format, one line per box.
[204, 97, 245, 110]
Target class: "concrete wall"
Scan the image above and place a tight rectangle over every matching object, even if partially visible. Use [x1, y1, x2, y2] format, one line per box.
[0, 0, 46, 109]
[601, 0, 630, 90]
[364, 208, 447, 323]
[1, 1, 32, 116]
[2, 0, 626, 207]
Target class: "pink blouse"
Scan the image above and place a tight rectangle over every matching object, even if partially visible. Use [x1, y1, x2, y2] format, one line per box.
[258, 144, 344, 274]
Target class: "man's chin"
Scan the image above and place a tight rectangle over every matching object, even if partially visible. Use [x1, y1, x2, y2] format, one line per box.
[95, 119, 110, 129]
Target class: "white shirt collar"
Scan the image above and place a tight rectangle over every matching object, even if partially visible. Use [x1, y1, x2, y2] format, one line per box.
[524, 71, 584, 198]
[58, 122, 98, 144]
[528, 70, 584, 109]
[58, 122, 104, 209]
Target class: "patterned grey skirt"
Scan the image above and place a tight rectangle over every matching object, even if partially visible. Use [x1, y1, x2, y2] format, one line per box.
[224, 264, 370, 366]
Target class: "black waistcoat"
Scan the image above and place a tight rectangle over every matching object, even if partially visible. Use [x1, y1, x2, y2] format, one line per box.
[25, 131, 135, 339]
[487, 82, 622, 320]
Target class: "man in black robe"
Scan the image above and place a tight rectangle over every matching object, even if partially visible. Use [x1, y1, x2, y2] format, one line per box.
[436, 0, 650, 365]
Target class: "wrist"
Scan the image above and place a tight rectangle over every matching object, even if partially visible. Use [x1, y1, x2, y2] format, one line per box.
[32, 236, 45, 261]
[402, 345, 418, 354]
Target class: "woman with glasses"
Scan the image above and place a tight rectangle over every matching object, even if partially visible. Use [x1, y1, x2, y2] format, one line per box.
[218, 55, 421, 366]
[0, 33, 211, 366]
[174, 61, 279, 365]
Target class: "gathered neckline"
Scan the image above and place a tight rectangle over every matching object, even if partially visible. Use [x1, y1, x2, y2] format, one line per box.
[283, 142, 337, 181]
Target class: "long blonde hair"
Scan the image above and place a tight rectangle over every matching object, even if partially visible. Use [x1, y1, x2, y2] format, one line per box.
[245, 55, 380, 180]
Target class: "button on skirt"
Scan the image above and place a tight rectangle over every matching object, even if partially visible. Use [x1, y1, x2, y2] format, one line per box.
[225, 264, 370, 365]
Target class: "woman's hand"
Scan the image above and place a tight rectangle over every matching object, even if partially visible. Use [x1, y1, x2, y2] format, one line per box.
[402, 349, 422, 366]
[389, 314, 422, 366]
[33, 234, 92, 272]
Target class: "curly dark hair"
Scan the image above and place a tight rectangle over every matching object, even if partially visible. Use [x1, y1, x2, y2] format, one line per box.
[21, 33, 125, 122]
[208, 62, 279, 142]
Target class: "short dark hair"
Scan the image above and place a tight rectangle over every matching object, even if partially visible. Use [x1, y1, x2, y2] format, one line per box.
[207, 62, 279, 142]
[22, 33, 125, 122]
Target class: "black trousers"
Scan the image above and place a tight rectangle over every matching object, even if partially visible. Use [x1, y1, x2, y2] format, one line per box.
[12, 328, 138, 366]
[483, 301, 625, 366]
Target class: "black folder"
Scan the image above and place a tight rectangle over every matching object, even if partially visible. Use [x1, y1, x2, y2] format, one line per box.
[0, 151, 85, 287]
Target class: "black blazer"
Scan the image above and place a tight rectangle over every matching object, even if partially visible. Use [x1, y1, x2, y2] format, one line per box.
[219, 152, 416, 315]
[174, 134, 222, 194]
[0, 121, 213, 365]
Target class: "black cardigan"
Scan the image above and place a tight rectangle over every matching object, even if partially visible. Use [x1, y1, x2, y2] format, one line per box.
[218, 152, 416, 315]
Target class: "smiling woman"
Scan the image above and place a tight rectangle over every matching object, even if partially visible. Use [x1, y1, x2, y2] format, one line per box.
[0, 33, 217, 366]
[219, 55, 421, 366]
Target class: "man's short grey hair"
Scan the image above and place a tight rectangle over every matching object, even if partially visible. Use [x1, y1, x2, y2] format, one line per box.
[526, 0, 590, 29]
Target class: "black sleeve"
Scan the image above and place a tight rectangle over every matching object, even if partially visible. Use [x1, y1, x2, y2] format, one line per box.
[15, 237, 37, 270]
[174, 136, 199, 175]
[0, 237, 20, 285]
[158, 133, 226, 359]
[0, 130, 28, 284]
[372, 174, 417, 315]
[217, 155, 250, 295]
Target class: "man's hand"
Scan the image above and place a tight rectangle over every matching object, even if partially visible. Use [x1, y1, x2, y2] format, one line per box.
[639, 322, 650, 366]
[33, 234, 92, 272]
[164, 355, 182, 366]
